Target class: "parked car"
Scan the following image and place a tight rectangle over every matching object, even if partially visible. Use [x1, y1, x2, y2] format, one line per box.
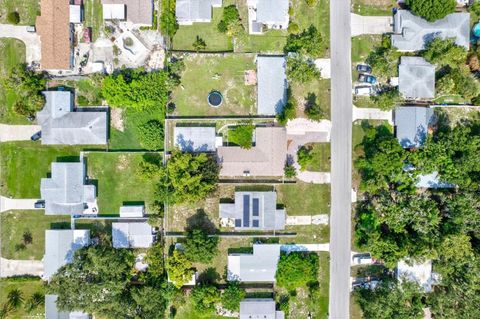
[352, 253, 373, 265]
[30, 131, 41, 141]
[358, 73, 377, 84]
[353, 85, 373, 96]
[34, 200, 45, 209]
[356, 64, 372, 73]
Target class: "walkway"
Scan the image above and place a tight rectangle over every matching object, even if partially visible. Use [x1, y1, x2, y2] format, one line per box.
[286, 214, 329, 226]
[0, 124, 41, 142]
[352, 105, 393, 124]
[0, 196, 41, 212]
[280, 243, 330, 252]
[0, 258, 43, 277]
[0, 24, 41, 64]
[351, 13, 393, 37]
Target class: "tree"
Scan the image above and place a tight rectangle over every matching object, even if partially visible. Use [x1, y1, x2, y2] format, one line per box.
[366, 38, 400, 78]
[371, 87, 401, 111]
[155, 151, 219, 205]
[275, 252, 319, 291]
[297, 145, 314, 171]
[284, 25, 325, 58]
[144, 241, 166, 282]
[277, 88, 297, 125]
[24, 292, 44, 313]
[422, 38, 468, 67]
[305, 92, 324, 121]
[284, 163, 297, 178]
[436, 67, 480, 101]
[228, 122, 255, 149]
[7, 289, 23, 309]
[183, 228, 219, 263]
[406, 0, 456, 22]
[217, 5, 243, 36]
[191, 285, 220, 311]
[286, 55, 321, 83]
[137, 120, 164, 150]
[7, 12, 20, 25]
[192, 36, 206, 52]
[221, 281, 246, 312]
[287, 22, 300, 34]
[160, 0, 179, 38]
[166, 250, 194, 288]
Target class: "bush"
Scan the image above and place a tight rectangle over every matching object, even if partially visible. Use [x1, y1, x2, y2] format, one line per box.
[406, 0, 456, 22]
[221, 281, 245, 312]
[192, 36, 206, 52]
[7, 12, 20, 25]
[284, 25, 325, 58]
[286, 55, 321, 83]
[137, 120, 164, 150]
[191, 285, 220, 311]
[436, 67, 480, 101]
[306, 0, 318, 6]
[277, 88, 297, 125]
[217, 5, 242, 36]
[297, 146, 314, 171]
[284, 163, 297, 178]
[228, 122, 255, 149]
[160, 0, 179, 38]
[184, 229, 219, 263]
[305, 92, 324, 121]
[287, 22, 300, 34]
[123, 37, 134, 47]
[276, 252, 319, 291]
[166, 250, 194, 288]
[371, 87, 401, 111]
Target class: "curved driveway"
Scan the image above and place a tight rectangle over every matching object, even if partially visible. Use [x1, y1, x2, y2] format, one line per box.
[0, 24, 41, 64]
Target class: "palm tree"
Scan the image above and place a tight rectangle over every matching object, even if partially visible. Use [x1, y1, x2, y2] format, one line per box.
[24, 292, 44, 313]
[0, 303, 11, 319]
[7, 289, 24, 309]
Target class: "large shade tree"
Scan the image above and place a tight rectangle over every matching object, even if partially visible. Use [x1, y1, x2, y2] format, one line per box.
[406, 0, 456, 22]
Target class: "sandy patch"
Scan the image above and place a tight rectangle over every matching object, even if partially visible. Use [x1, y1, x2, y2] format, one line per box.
[111, 108, 124, 132]
[116, 154, 129, 171]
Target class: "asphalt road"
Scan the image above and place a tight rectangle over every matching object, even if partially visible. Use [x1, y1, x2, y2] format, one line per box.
[329, 0, 353, 318]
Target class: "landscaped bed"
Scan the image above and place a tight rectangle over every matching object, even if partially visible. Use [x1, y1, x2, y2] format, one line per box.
[0, 277, 45, 318]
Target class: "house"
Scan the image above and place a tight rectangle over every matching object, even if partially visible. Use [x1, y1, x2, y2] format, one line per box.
[416, 172, 454, 189]
[394, 106, 435, 148]
[43, 229, 90, 280]
[391, 10, 470, 51]
[247, 0, 289, 34]
[227, 244, 281, 282]
[101, 0, 153, 26]
[36, 91, 108, 145]
[257, 56, 288, 115]
[36, 0, 73, 70]
[217, 127, 287, 177]
[175, 0, 222, 25]
[40, 160, 97, 215]
[45, 294, 90, 319]
[397, 260, 436, 292]
[174, 126, 218, 152]
[219, 191, 286, 230]
[119, 205, 145, 218]
[112, 222, 155, 248]
[399, 57, 435, 100]
[240, 299, 285, 319]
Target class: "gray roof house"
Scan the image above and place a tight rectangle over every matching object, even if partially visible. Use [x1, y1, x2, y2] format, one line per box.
[112, 222, 155, 248]
[45, 295, 90, 319]
[416, 172, 454, 189]
[40, 160, 97, 215]
[37, 91, 107, 145]
[43, 229, 90, 280]
[217, 127, 287, 177]
[399, 56, 435, 100]
[247, 0, 289, 34]
[397, 260, 435, 293]
[101, 0, 153, 25]
[394, 106, 435, 148]
[257, 56, 287, 115]
[174, 126, 217, 152]
[176, 0, 222, 25]
[240, 299, 285, 319]
[220, 191, 286, 230]
[392, 10, 470, 51]
[227, 244, 281, 282]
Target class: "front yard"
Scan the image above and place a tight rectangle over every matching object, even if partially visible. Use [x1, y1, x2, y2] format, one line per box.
[276, 183, 330, 216]
[0, 277, 45, 318]
[0, 0, 39, 25]
[291, 79, 331, 120]
[351, 0, 396, 16]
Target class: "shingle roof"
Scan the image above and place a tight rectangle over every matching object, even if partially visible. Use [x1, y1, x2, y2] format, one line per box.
[240, 299, 285, 319]
[36, 0, 72, 70]
[37, 91, 107, 145]
[217, 127, 287, 177]
[44, 230, 90, 280]
[112, 222, 154, 248]
[45, 294, 90, 319]
[176, 0, 218, 24]
[256, 0, 289, 26]
[102, 0, 153, 25]
[257, 56, 287, 115]
[394, 106, 435, 148]
[40, 161, 96, 215]
[399, 56, 435, 99]
[392, 10, 470, 51]
[174, 126, 216, 152]
[227, 244, 281, 282]
[219, 191, 286, 230]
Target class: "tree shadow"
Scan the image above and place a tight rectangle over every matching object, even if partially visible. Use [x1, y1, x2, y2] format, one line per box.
[197, 267, 221, 285]
[185, 209, 218, 234]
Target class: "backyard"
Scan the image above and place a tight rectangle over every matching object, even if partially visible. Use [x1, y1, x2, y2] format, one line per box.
[83, 0, 104, 41]
[0, 0, 39, 25]
[0, 277, 45, 319]
[86, 152, 158, 215]
[172, 53, 256, 116]
[1, 210, 70, 260]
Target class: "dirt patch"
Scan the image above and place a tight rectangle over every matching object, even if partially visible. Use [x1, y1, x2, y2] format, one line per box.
[111, 108, 124, 132]
[116, 154, 130, 171]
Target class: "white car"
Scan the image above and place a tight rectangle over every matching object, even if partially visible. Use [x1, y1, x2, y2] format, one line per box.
[353, 85, 372, 96]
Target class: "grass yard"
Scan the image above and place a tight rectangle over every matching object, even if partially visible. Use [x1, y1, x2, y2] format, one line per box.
[172, 54, 256, 116]
[86, 152, 158, 215]
[351, 35, 382, 63]
[305, 143, 331, 172]
[0, 38, 29, 124]
[291, 79, 331, 120]
[235, 30, 288, 54]
[280, 224, 329, 244]
[351, 0, 397, 16]
[0, 277, 45, 319]
[0, 142, 89, 198]
[353, 95, 377, 108]
[1, 210, 70, 260]
[171, 297, 235, 319]
[83, 0, 104, 41]
[276, 183, 330, 216]
[0, 0, 39, 25]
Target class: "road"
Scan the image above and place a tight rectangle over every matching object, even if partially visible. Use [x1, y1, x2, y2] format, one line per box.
[329, 0, 353, 318]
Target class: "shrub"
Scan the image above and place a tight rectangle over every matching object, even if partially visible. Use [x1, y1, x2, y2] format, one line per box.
[166, 250, 194, 288]
[24, 292, 44, 313]
[160, 0, 179, 38]
[123, 37, 134, 47]
[287, 22, 300, 34]
[7, 12, 20, 25]
[221, 281, 246, 312]
[217, 5, 242, 36]
[406, 0, 456, 22]
[184, 229, 219, 263]
[191, 285, 220, 311]
[137, 120, 164, 150]
[275, 252, 319, 291]
[286, 55, 321, 83]
[284, 163, 297, 178]
[297, 146, 314, 171]
[306, 0, 318, 7]
[284, 25, 325, 58]
[436, 67, 480, 101]
[277, 88, 297, 125]
[305, 92, 324, 121]
[192, 36, 206, 52]
[228, 122, 255, 149]
[370, 87, 401, 111]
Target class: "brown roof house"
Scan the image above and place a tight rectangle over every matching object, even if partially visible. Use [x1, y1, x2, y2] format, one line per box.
[36, 0, 73, 70]
[102, 0, 153, 26]
[217, 127, 287, 177]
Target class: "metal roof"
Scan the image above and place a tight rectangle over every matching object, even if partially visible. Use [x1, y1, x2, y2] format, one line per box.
[45, 295, 90, 319]
[174, 126, 216, 152]
[240, 299, 285, 319]
[399, 56, 435, 99]
[102, 3, 125, 20]
[256, 0, 289, 26]
[257, 56, 287, 115]
[227, 244, 281, 282]
[397, 260, 434, 292]
[176, 0, 219, 24]
[394, 106, 435, 148]
[102, 0, 153, 25]
[392, 10, 470, 51]
[416, 172, 454, 189]
[69, 5, 82, 23]
[112, 222, 154, 248]
[119, 205, 145, 218]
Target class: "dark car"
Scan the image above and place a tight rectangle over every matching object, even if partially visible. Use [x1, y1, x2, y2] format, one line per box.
[31, 131, 41, 141]
[34, 200, 45, 209]
[356, 64, 372, 73]
[358, 73, 377, 84]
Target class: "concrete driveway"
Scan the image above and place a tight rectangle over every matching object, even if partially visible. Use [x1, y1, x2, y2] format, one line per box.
[0, 258, 43, 277]
[0, 124, 41, 142]
[315, 58, 331, 79]
[351, 13, 393, 37]
[0, 196, 41, 212]
[286, 214, 329, 225]
[0, 24, 41, 64]
[352, 106, 393, 124]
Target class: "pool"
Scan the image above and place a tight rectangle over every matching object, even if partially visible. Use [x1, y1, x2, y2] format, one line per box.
[208, 91, 223, 107]
[473, 22, 480, 37]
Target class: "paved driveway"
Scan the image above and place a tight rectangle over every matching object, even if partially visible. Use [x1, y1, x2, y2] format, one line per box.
[351, 13, 393, 37]
[353, 106, 393, 124]
[0, 196, 41, 212]
[286, 214, 329, 225]
[0, 124, 41, 142]
[0, 258, 43, 277]
[0, 24, 41, 64]
[315, 58, 331, 79]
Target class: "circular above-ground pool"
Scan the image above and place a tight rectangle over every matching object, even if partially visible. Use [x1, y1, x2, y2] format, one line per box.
[208, 91, 223, 107]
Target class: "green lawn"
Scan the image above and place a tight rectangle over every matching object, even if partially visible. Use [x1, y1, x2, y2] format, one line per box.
[0, 0, 39, 25]
[83, 0, 104, 41]
[351, 0, 396, 16]
[1, 210, 70, 260]
[0, 142, 89, 198]
[172, 53, 256, 116]
[276, 182, 330, 216]
[353, 95, 377, 108]
[0, 277, 45, 319]
[291, 79, 331, 120]
[86, 152, 158, 215]
[280, 224, 329, 244]
[172, 298, 234, 319]
[235, 30, 288, 54]
[351, 35, 382, 63]
[306, 143, 331, 172]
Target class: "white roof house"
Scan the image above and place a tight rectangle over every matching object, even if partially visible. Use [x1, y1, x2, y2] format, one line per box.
[102, 3, 126, 20]
[399, 57, 435, 100]
[119, 205, 145, 218]
[69, 5, 82, 23]
[45, 295, 90, 319]
[176, 0, 222, 25]
[174, 126, 217, 152]
[227, 244, 281, 282]
[257, 56, 288, 115]
[112, 222, 155, 248]
[102, 0, 153, 25]
[43, 230, 90, 281]
[247, 0, 289, 34]
[397, 260, 435, 292]
[240, 299, 285, 319]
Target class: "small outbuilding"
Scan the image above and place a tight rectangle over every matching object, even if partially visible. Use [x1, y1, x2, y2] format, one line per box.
[174, 126, 217, 152]
[45, 294, 90, 319]
[175, 0, 222, 25]
[257, 56, 288, 115]
[397, 260, 435, 292]
[112, 222, 155, 248]
[240, 299, 285, 319]
[119, 205, 145, 218]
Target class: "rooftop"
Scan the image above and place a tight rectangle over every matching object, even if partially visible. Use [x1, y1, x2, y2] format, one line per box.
[255, 0, 289, 27]
[394, 106, 435, 148]
[416, 172, 454, 189]
[397, 260, 434, 292]
[175, 0, 222, 24]
[102, 0, 153, 25]
[240, 299, 285, 319]
[399, 56, 435, 100]
[257, 56, 288, 115]
[45, 294, 90, 319]
[112, 222, 154, 248]
[227, 244, 281, 282]
[392, 10, 470, 51]
[174, 126, 217, 152]
[119, 205, 145, 218]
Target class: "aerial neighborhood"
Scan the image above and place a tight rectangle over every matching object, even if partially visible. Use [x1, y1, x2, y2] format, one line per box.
[0, 0, 478, 318]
